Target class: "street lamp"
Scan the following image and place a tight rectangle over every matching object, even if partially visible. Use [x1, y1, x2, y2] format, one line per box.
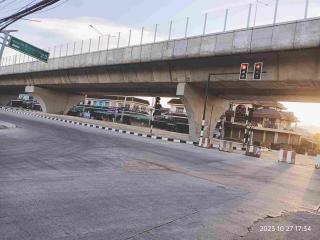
[253, 0, 269, 27]
[21, 18, 42, 22]
[89, 24, 104, 36]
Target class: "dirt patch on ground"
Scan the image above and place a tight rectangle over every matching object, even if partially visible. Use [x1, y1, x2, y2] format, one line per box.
[124, 160, 170, 171]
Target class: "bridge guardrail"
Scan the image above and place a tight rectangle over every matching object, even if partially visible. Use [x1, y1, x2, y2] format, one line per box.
[1, 0, 319, 67]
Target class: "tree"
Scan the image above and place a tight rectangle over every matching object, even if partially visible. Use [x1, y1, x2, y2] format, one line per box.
[314, 133, 320, 143]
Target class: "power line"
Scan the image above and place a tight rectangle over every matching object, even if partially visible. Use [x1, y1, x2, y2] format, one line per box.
[0, 0, 62, 31]
[35, 0, 69, 14]
[0, 0, 37, 16]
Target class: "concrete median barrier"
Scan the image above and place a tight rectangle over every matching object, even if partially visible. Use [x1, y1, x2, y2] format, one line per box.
[245, 145, 261, 158]
[278, 149, 296, 164]
[219, 140, 233, 153]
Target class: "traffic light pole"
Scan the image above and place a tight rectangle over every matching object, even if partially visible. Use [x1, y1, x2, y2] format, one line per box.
[150, 97, 155, 135]
[0, 30, 18, 62]
[120, 96, 127, 123]
[199, 74, 212, 146]
[0, 33, 9, 61]
[244, 108, 254, 148]
[243, 109, 249, 147]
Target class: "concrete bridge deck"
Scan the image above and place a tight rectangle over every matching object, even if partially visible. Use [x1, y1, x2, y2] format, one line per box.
[0, 18, 320, 76]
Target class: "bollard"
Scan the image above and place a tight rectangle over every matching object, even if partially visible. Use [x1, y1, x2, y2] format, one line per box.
[245, 145, 261, 158]
[200, 137, 213, 149]
[278, 149, 285, 162]
[203, 137, 209, 148]
[219, 140, 233, 153]
[286, 150, 296, 164]
[315, 155, 320, 169]
[278, 149, 296, 164]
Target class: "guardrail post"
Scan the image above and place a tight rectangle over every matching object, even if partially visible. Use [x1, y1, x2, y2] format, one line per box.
[97, 36, 101, 51]
[304, 0, 309, 19]
[154, 24, 158, 42]
[128, 29, 132, 46]
[203, 13, 208, 35]
[88, 39, 92, 52]
[185, 17, 189, 38]
[140, 27, 144, 45]
[223, 8, 229, 31]
[168, 20, 172, 40]
[247, 3, 252, 28]
[117, 32, 120, 48]
[273, 0, 279, 24]
[80, 40, 84, 54]
[53, 46, 56, 58]
[107, 34, 110, 50]
[73, 42, 76, 55]
[59, 44, 62, 57]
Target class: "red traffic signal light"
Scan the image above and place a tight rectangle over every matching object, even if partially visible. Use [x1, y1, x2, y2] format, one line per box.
[253, 62, 263, 80]
[239, 63, 249, 80]
[154, 96, 161, 110]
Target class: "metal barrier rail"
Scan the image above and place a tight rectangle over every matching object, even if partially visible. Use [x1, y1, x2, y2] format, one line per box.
[1, 0, 319, 66]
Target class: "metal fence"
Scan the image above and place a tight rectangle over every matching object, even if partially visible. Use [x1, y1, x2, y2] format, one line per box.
[1, 0, 319, 66]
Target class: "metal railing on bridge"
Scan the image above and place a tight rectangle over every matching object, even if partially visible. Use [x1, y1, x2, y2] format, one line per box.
[1, 0, 319, 67]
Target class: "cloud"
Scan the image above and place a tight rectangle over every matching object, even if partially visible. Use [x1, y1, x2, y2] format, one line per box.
[27, 17, 132, 42]
[203, 0, 253, 13]
[4, 16, 159, 58]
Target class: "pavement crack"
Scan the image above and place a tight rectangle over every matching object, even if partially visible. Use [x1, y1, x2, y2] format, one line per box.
[122, 209, 200, 240]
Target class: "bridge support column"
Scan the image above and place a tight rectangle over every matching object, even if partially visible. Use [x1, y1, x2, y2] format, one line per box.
[25, 86, 84, 114]
[177, 83, 229, 142]
[0, 94, 17, 106]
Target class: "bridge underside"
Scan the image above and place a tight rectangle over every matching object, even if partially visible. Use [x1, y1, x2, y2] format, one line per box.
[2, 80, 319, 102]
[1, 47, 320, 102]
[1, 48, 320, 140]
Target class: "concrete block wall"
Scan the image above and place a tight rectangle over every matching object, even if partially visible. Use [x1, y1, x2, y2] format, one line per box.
[1, 18, 320, 76]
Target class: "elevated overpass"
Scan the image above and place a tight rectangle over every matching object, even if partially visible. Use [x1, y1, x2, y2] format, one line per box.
[1, 18, 320, 140]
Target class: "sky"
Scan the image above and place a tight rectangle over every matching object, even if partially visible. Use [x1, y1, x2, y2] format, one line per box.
[2, 0, 320, 131]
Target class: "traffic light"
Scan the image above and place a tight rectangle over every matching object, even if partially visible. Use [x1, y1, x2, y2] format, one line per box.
[253, 62, 263, 80]
[248, 108, 254, 122]
[244, 132, 249, 144]
[154, 96, 162, 115]
[154, 96, 161, 109]
[239, 63, 249, 80]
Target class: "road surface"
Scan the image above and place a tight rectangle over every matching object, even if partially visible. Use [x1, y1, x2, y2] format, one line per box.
[0, 110, 319, 240]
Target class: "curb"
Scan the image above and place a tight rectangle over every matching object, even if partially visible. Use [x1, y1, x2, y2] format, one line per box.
[0, 107, 198, 146]
[233, 146, 247, 151]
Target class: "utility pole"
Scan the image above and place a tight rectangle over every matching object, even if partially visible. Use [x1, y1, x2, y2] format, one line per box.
[207, 105, 214, 146]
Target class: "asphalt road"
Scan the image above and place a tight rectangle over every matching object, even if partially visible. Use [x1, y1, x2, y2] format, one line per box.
[0, 111, 319, 240]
